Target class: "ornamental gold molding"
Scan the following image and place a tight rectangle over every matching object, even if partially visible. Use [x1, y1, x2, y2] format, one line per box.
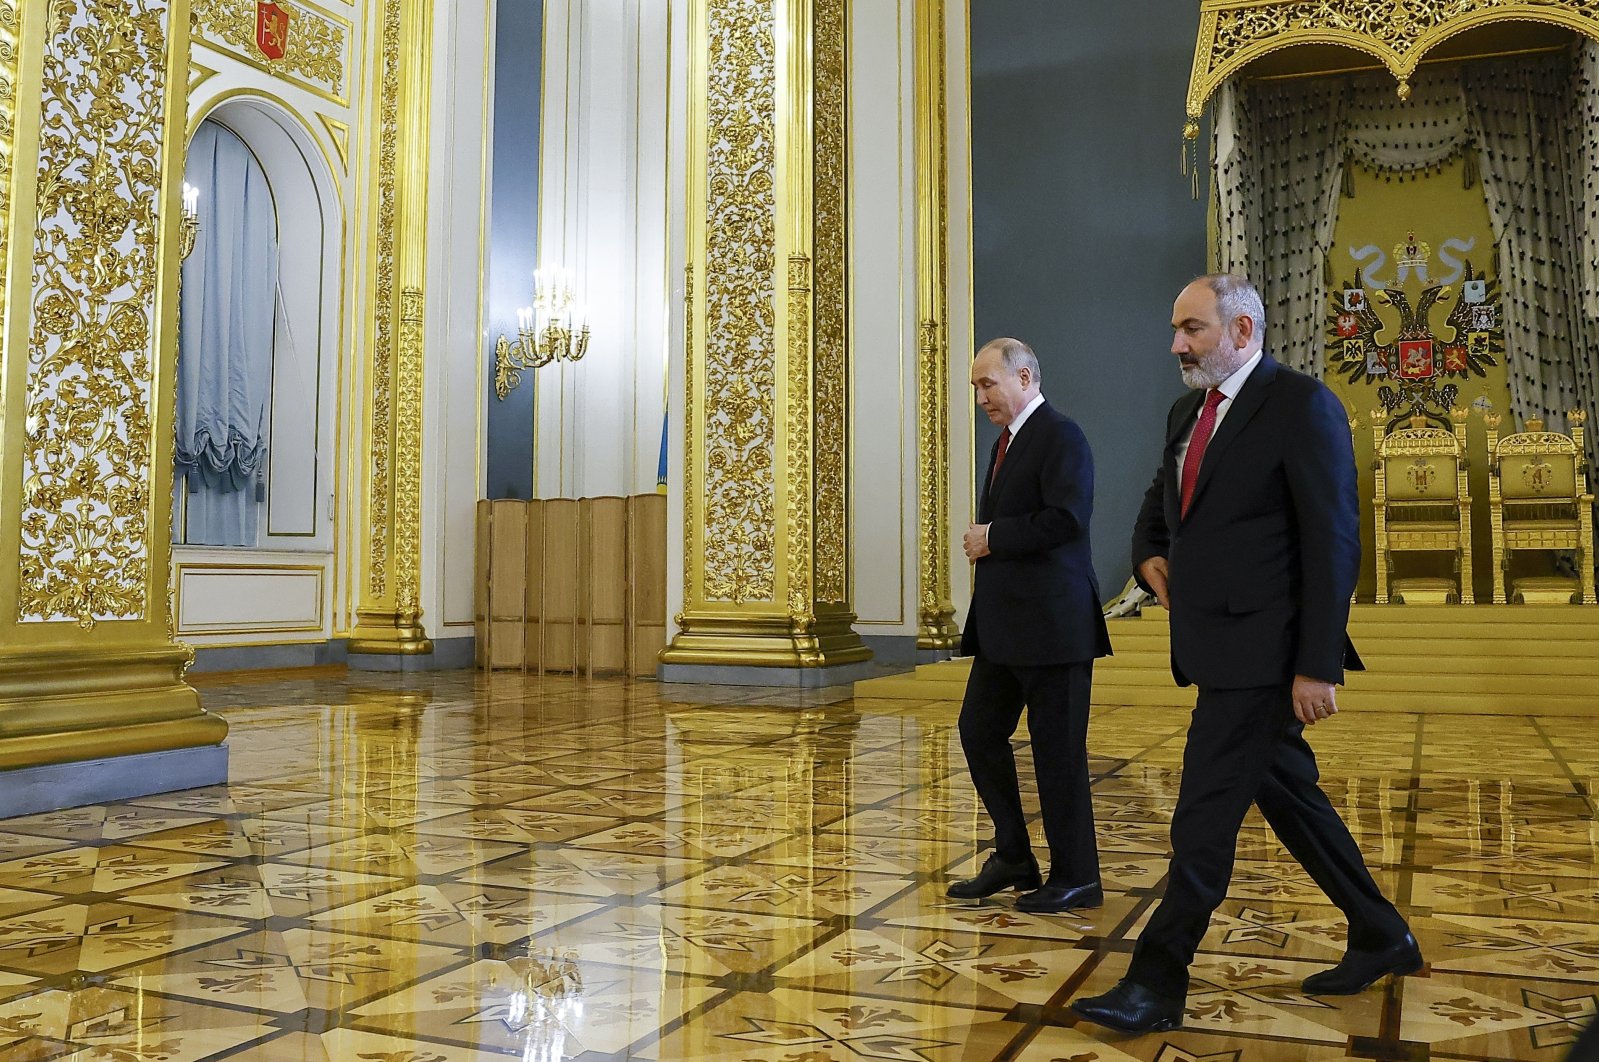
[699, 0, 777, 606]
[665, 0, 866, 671]
[1188, 0, 1599, 122]
[190, 0, 350, 106]
[1, 0, 18, 326]
[394, 286, 425, 620]
[19, 0, 174, 627]
[366, 0, 401, 599]
[913, 0, 959, 650]
[347, 0, 431, 656]
[0, 0, 230, 779]
[812, 0, 848, 607]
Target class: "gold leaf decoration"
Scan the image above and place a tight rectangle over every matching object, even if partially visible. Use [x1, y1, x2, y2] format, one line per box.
[394, 287, 425, 617]
[367, 0, 401, 597]
[19, 0, 172, 627]
[702, 0, 777, 604]
[812, 0, 849, 607]
[1190, 0, 1599, 118]
[190, 0, 348, 103]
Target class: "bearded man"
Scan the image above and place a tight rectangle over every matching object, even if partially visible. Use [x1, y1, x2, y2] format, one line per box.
[1072, 275, 1420, 1034]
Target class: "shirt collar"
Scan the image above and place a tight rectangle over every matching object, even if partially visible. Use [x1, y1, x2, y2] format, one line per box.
[1008, 392, 1046, 435]
[1216, 350, 1264, 401]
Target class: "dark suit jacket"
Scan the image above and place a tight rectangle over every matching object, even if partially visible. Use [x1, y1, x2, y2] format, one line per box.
[1131, 355, 1364, 689]
[961, 400, 1112, 668]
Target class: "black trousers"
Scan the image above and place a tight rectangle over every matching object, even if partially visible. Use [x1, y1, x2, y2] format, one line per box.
[1126, 683, 1411, 999]
[957, 658, 1098, 886]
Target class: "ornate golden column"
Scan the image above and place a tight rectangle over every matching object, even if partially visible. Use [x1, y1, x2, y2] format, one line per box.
[0, 0, 227, 807]
[347, 0, 434, 661]
[661, 0, 871, 680]
[913, 0, 960, 652]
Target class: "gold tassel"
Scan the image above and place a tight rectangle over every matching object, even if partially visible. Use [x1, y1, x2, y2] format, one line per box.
[1342, 151, 1356, 199]
[1463, 141, 1479, 189]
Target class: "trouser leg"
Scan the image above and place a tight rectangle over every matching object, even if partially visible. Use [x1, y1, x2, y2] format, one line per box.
[1126, 684, 1288, 999]
[1254, 726, 1410, 951]
[958, 657, 1032, 863]
[1017, 661, 1099, 885]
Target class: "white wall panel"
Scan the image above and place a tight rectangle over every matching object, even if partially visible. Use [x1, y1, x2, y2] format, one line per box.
[423, 0, 494, 632]
[850, 0, 918, 634]
[176, 557, 329, 638]
[534, 0, 670, 501]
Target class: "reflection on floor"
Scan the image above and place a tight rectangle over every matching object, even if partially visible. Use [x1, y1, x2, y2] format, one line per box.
[0, 669, 1594, 1060]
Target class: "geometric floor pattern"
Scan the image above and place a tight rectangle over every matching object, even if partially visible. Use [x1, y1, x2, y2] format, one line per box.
[0, 668, 1594, 1060]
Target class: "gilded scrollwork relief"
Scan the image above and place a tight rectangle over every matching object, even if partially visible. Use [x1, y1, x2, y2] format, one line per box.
[18, 0, 172, 627]
[787, 255, 814, 626]
[1, 0, 19, 307]
[367, 0, 401, 597]
[394, 287, 425, 617]
[190, 0, 349, 104]
[811, 0, 848, 608]
[914, 0, 959, 647]
[702, 0, 777, 605]
[1192, 0, 1599, 117]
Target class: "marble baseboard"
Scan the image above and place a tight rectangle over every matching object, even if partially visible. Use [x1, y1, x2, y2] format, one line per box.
[0, 744, 228, 819]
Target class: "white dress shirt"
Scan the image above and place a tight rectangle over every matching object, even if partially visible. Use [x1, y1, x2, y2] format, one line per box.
[1173, 350, 1263, 496]
[1007, 392, 1046, 439]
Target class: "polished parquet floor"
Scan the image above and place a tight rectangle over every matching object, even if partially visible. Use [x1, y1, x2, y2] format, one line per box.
[0, 668, 1594, 1060]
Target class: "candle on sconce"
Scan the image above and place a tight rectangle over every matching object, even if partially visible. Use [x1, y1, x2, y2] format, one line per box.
[517, 307, 533, 333]
[182, 182, 200, 218]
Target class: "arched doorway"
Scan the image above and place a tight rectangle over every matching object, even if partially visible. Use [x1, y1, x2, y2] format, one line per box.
[175, 98, 338, 552]
[171, 97, 342, 649]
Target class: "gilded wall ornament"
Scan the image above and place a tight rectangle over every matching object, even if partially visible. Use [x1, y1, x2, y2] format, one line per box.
[19, 0, 173, 627]
[787, 254, 814, 627]
[366, 0, 401, 597]
[1189, 0, 1599, 120]
[394, 287, 425, 617]
[1, 0, 19, 312]
[190, 0, 349, 105]
[701, 0, 778, 605]
[914, 0, 959, 649]
[811, 0, 849, 608]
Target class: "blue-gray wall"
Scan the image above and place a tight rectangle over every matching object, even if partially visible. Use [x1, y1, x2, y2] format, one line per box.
[971, 3, 1208, 592]
[485, 0, 542, 500]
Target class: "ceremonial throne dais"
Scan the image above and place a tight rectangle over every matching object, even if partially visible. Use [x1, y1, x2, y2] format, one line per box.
[1484, 410, 1597, 605]
[1372, 409, 1474, 605]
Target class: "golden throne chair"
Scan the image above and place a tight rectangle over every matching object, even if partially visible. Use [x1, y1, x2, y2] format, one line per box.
[1484, 410, 1597, 605]
[1372, 409, 1473, 605]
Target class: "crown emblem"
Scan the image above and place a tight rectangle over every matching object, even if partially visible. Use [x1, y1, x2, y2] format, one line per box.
[1394, 231, 1432, 271]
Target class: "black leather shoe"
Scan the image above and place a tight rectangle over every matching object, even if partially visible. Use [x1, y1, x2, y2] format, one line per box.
[1015, 881, 1103, 914]
[1072, 979, 1184, 1033]
[1302, 932, 1423, 995]
[946, 855, 1041, 899]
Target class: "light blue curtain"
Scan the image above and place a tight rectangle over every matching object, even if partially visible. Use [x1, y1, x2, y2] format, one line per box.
[175, 120, 278, 546]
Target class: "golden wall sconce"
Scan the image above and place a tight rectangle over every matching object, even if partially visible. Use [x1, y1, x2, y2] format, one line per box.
[493, 267, 590, 399]
[179, 182, 200, 260]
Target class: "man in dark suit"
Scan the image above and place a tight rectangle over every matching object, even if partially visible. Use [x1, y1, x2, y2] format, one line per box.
[1073, 275, 1420, 1034]
[948, 338, 1111, 914]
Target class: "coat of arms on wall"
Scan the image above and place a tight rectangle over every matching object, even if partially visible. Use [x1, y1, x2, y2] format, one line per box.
[1326, 233, 1502, 426]
[256, 1, 291, 61]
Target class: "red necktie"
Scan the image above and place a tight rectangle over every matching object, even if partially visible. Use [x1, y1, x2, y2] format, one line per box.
[989, 428, 1012, 488]
[1180, 389, 1226, 518]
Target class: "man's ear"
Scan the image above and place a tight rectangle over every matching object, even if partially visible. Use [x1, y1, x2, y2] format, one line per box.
[1234, 314, 1258, 348]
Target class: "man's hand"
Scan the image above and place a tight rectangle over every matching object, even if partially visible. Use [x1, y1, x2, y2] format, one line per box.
[1292, 675, 1339, 726]
[1138, 557, 1170, 610]
[963, 523, 991, 561]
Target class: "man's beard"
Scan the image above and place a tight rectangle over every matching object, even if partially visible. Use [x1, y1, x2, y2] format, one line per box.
[1180, 337, 1248, 390]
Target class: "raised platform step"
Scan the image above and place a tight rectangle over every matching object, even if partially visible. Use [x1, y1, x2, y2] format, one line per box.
[854, 604, 1599, 716]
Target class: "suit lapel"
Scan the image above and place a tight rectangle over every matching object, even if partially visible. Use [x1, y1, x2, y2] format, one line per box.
[1184, 354, 1279, 520]
[1166, 389, 1206, 451]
